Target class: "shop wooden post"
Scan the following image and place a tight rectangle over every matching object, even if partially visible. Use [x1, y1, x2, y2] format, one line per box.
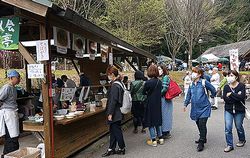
[40, 23, 53, 158]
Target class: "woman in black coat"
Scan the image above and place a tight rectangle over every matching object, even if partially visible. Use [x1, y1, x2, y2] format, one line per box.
[102, 66, 125, 157]
[143, 65, 164, 147]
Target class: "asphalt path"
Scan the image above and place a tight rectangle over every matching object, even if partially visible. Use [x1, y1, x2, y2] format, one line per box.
[76, 97, 250, 158]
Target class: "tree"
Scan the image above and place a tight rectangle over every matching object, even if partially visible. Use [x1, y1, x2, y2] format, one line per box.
[96, 0, 166, 47]
[165, 0, 226, 69]
[51, 0, 105, 22]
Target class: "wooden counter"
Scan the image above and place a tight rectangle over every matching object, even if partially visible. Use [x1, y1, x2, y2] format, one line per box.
[23, 107, 132, 158]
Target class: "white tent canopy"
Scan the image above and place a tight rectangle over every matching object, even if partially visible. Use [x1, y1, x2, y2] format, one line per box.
[201, 54, 219, 63]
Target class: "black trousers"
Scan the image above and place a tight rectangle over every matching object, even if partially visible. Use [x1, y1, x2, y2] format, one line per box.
[109, 121, 125, 150]
[132, 101, 145, 129]
[196, 117, 208, 143]
[3, 124, 19, 156]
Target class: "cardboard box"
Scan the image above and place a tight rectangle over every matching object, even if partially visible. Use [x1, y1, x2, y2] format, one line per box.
[5, 147, 40, 158]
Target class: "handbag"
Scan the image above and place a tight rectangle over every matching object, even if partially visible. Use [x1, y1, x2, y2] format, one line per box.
[165, 79, 182, 100]
[240, 101, 250, 120]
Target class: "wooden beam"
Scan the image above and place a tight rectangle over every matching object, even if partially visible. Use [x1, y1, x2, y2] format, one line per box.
[71, 59, 80, 75]
[18, 42, 36, 64]
[2, 0, 48, 17]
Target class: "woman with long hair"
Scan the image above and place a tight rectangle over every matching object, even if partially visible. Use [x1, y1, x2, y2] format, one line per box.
[158, 65, 173, 139]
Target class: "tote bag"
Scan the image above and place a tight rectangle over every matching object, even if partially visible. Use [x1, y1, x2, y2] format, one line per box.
[165, 79, 182, 100]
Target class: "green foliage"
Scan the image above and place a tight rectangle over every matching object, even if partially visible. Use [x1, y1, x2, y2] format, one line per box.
[96, 0, 166, 47]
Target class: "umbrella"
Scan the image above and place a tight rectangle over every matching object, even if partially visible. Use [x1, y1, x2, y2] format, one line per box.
[218, 57, 229, 63]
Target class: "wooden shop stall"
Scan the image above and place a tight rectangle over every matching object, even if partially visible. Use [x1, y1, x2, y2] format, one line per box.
[0, 0, 155, 158]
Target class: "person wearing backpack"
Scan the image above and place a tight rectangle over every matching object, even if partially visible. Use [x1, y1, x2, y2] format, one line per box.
[143, 65, 164, 147]
[158, 65, 172, 139]
[184, 67, 216, 152]
[130, 71, 146, 134]
[102, 66, 125, 157]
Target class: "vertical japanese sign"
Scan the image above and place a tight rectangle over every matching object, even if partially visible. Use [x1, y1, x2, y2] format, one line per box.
[36, 40, 49, 61]
[229, 49, 239, 72]
[0, 17, 20, 50]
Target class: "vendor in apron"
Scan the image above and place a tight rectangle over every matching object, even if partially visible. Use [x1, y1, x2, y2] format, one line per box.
[0, 70, 21, 157]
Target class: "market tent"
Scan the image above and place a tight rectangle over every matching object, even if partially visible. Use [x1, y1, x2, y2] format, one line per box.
[196, 56, 208, 63]
[202, 54, 219, 62]
[218, 57, 229, 63]
[156, 55, 172, 64]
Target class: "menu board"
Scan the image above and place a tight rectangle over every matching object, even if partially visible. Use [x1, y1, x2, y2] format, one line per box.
[27, 64, 44, 79]
[60, 88, 76, 101]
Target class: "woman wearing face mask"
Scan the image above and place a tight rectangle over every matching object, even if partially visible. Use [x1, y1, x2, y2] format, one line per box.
[184, 67, 216, 152]
[158, 65, 172, 139]
[102, 66, 125, 157]
[223, 70, 246, 152]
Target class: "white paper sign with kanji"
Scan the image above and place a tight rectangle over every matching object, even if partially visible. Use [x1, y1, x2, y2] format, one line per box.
[27, 64, 44, 79]
[36, 40, 49, 61]
[109, 52, 113, 66]
[60, 88, 76, 101]
[229, 49, 239, 72]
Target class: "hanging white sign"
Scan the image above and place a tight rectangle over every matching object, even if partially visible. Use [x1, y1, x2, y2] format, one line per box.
[109, 52, 113, 66]
[229, 49, 239, 72]
[60, 88, 76, 101]
[36, 40, 49, 61]
[27, 64, 44, 79]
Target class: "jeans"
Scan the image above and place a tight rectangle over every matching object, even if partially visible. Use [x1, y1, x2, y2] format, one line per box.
[149, 126, 162, 140]
[195, 117, 208, 143]
[224, 111, 245, 147]
[109, 121, 125, 150]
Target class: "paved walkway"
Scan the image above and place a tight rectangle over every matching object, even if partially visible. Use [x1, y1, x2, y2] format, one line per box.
[1, 97, 250, 158]
[74, 97, 250, 158]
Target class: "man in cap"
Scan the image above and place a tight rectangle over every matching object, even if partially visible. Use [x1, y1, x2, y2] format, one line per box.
[0, 70, 21, 157]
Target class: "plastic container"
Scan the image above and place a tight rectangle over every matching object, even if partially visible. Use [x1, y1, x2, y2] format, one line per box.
[5, 147, 40, 158]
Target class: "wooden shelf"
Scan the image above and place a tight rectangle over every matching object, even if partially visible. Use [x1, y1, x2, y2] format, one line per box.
[55, 107, 105, 125]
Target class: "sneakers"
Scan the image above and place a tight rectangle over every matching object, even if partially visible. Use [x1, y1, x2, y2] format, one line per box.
[116, 148, 125, 155]
[146, 139, 157, 147]
[158, 138, 164, 145]
[195, 139, 207, 144]
[236, 140, 246, 147]
[102, 149, 116, 157]
[224, 146, 234, 152]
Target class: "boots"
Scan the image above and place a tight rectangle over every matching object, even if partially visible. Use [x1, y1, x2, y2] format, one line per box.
[197, 142, 204, 152]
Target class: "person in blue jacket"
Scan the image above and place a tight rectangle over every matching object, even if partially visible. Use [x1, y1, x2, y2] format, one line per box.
[184, 67, 216, 152]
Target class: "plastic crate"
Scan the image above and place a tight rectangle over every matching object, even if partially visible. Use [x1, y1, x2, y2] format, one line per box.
[5, 147, 40, 158]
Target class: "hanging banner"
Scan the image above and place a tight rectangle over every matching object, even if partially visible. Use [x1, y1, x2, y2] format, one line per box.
[0, 17, 20, 50]
[88, 40, 97, 60]
[53, 27, 70, 54]
[229, 49, 239, 72]
[36, 40, 49, 61]
[101, 44, 108, 63]
[73, 34, 85, 58]
[27, 64, 44, 79]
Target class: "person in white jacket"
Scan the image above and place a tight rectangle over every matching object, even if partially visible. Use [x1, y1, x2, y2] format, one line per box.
[210, 68, 220, 110]
[184, 71, 192, 100]
[0, 70, 21, 158]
